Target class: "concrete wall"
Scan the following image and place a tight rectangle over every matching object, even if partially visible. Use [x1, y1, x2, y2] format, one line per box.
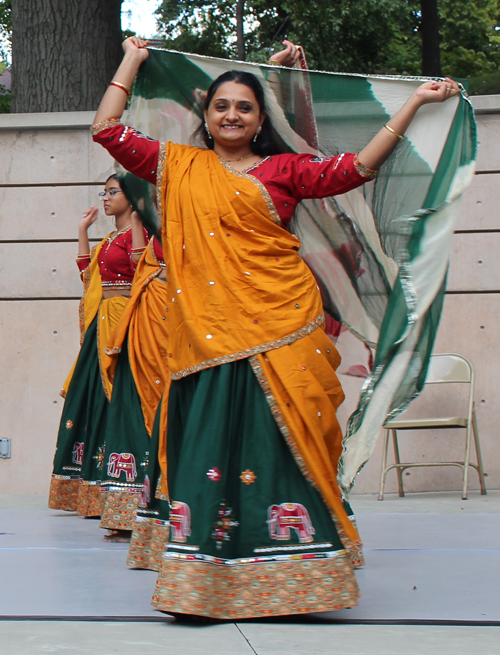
[0, 99, 498, 496]
[0, 111, 115, 494]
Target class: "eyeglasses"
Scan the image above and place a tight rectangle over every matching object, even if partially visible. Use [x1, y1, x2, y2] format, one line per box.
[98, 189, 123, 200]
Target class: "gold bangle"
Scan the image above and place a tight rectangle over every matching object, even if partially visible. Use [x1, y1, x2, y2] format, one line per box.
[384, 124, 404, 140]
[109, 81, 130, 97]
[266, 60, 283, 66]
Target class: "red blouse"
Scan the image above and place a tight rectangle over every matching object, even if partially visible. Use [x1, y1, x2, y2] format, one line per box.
[91, 120, 375, 226]
[77, 225, 150, 288]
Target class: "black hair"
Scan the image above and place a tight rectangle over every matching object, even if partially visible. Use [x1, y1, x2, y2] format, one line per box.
[194, 70, 291, 157]
[105, 173, 120, 184]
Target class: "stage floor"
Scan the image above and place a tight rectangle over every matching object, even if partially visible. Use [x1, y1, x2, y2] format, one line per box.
[1, 491, 499, 654]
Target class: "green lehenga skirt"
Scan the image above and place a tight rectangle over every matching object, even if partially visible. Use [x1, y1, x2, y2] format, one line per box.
[127, 396, 171, 570]
[151, 358, 360, 619]
[100, 336, 152, 531]
[49, 317, 107, 516]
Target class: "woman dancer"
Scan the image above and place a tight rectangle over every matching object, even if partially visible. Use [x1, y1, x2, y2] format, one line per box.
[91, 37, 460, 618]
[100, 228, 170, 542]
[49, 176, 147, 517]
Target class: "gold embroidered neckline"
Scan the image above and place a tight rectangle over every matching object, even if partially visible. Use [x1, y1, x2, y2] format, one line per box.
[105, 225, 132, 252]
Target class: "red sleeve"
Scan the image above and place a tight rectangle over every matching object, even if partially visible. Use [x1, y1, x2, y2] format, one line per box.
[76, 257, 90, 274]
[91, 119, 160, 184]
[277, 152, 375, 200]
[252, 152, 377, 226]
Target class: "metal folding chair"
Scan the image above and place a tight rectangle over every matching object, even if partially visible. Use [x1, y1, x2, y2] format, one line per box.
[378, 353, 487, 501]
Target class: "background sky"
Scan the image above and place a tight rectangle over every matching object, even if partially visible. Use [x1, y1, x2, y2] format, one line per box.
[122, 0, 162, 37]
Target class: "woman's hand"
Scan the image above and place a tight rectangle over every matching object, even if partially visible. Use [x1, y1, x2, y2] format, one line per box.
[79, 206, 99, 231]
[122, 36, 150, 63]
[412, 77, 461, 107]
[357, 77, 462, 172]
[93, 38, 149, 124]
[269, 40, 301, 68]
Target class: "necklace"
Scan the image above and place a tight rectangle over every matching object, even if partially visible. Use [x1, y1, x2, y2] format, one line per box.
[220, 152, 255, 163]
[105, 224, 132, 252]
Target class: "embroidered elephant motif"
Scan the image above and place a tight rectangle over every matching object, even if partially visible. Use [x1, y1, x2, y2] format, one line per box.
[139, 474, 151, 508]
[267, 502, 315, 543]
[170, 501, 191, 543]
[72, 442, 84, 465]
[107, 452, 137, 482]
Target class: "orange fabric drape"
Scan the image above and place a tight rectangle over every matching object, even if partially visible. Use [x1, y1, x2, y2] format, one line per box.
[251, 329, 358, 544]
[97, 295, 129, 401]
[157, 144, 324, 380]
[104, 239, 170, 434]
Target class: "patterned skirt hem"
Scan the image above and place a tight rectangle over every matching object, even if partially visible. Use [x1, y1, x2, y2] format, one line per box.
[127, 518, 170, 571]
[100, 490, 141, 531]
[151, 552, 359, 619]
[48, 477, 79, 512]
[48, 477, 103, 517]
[77, 482, 104, 517]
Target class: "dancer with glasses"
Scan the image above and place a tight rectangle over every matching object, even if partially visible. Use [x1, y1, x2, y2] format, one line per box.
[49, 175, 148, 518]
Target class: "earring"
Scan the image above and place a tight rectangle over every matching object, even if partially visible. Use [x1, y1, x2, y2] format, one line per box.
[204, 121, 213, 140]
[253, 126, 262, 143]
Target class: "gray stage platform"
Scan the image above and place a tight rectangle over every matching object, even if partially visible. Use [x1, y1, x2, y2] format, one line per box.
[1, 493, 499, 654]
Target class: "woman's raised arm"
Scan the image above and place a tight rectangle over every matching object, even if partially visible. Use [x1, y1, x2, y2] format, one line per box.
[357, 78, 461, 171]
[93, 37, 150, 125]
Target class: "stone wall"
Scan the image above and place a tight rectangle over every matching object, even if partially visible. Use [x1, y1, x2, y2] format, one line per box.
[0, 99, 497, 496]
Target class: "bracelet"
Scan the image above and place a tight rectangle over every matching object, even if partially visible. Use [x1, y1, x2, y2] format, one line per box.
[266, 60, 283, 66]
[76, 254, 90, 259]
[109, 81, 130, 97]
[384, 124, 404, 140]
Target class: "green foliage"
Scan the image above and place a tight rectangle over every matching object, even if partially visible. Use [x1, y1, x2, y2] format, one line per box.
[122, 28, 137, 40]
[439, 0, 500, 77]
[0, 0, 11, 61]
[0, 87, 10, 113]
[156, 0, 500, 81]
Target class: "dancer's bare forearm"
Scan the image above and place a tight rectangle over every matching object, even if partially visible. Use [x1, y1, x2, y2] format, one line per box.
[93, 38, 150, 125]
[357, 78, 460, 171]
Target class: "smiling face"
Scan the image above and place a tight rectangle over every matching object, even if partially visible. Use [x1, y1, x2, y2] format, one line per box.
[204, 81, 265, 151]
[102, 178, 129, 217]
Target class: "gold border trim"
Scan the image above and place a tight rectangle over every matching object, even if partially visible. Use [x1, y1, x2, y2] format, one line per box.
[217, 155, 281, 225]
[170, 313, 325, 380]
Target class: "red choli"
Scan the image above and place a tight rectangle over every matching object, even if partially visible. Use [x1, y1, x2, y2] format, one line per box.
[91, 120, 375, 226]
[77, 226, 151, 286]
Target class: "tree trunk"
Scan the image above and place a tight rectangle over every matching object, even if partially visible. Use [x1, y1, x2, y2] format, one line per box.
[236, 0, 245, 61]
[11, 0, 123, 112]
[420, 0, 442, 77]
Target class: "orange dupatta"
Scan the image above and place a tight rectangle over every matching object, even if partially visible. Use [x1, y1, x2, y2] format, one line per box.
[103, 239, 170, 435]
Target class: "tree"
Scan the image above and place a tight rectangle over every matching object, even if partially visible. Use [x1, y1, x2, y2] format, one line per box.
[420, 0, 442, 75]
[11, 0, 124, 113]
[156, 0, 500, 81]
[0, 0, 11, 62]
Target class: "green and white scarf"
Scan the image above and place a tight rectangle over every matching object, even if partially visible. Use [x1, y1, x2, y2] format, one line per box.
[124, 49, 477, 494]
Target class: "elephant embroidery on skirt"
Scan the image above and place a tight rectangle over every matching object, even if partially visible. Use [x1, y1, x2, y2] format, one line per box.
[170, 501, 191, 543]
[267, 502, 315, 543]
[107, 452, 137, 482]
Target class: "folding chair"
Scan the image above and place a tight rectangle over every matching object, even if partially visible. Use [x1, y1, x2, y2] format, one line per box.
[378, 353, 487, 501]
